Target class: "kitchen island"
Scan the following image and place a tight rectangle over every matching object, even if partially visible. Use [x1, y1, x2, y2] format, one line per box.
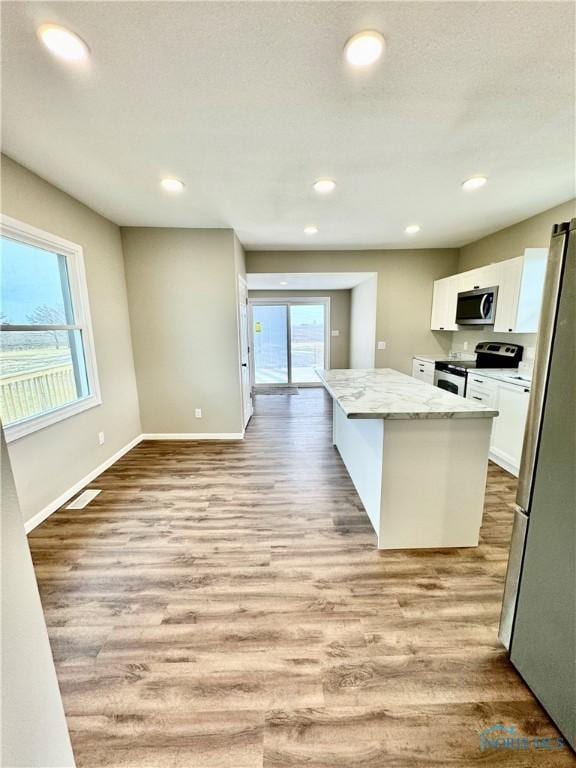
[318, 368, 498, 550]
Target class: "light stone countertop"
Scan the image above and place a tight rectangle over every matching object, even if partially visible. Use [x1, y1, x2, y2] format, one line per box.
[413, 353, 450, 363]
[471, 368, 532, 387]
[413, 353, 475, 363]
[318, 368, 499, 420]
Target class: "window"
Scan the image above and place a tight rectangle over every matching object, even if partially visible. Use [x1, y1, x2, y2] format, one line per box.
[0, 215, 100, 441]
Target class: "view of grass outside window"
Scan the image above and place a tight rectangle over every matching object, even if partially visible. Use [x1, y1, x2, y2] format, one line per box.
[290, 304, 326, 383]
[253, 302, 326, 384]
[0, 236, 90, 428]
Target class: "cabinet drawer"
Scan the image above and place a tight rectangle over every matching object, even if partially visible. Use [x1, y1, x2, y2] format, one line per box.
[412, 358, 435, 382]
[467, 374, 497, 393]
[466, 387, 496, 408]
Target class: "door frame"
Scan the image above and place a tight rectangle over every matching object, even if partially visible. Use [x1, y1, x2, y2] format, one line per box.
[237, 276, 253, 428]
[248, 297, 331, 388]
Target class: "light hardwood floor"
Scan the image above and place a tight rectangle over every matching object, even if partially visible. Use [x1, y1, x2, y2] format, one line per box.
[29, 389, 573, 767]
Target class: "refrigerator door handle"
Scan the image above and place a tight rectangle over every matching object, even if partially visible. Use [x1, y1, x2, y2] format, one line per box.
[499, 506, 529, 649]
[516, 227, 568, 511]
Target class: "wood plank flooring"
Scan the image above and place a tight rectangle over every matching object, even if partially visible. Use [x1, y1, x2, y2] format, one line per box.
[29, 389, 574, 767]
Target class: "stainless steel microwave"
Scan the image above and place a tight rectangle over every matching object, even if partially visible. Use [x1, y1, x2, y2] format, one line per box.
[456, 286, 498, 325]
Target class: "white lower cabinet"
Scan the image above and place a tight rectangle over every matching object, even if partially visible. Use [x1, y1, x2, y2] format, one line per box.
[466, 373, 497, 407]
[490, 382, 531, 476]
[466, 374, 530, 476]
[412, 358, 435, 385]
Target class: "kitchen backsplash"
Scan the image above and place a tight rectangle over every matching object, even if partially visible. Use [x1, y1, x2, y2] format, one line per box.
[450, 328, 537, 370]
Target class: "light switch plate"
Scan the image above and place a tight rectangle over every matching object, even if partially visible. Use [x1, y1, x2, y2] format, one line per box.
[331, 330, 340, 337]
[377, 341, 386, 350]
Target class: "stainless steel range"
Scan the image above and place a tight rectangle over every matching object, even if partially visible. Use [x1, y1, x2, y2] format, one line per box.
[434, 342, 523, 397]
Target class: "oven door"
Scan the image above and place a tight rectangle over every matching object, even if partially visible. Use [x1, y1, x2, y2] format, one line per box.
[434, 370, 466, 397]
[456, 287, 498, 325]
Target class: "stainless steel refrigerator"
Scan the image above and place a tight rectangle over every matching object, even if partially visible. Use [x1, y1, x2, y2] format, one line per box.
[499, 218, 575, 750]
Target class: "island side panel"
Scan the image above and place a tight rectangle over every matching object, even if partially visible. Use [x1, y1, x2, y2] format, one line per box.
[332, 403, 383, 536]
[378, 418, 493, 549]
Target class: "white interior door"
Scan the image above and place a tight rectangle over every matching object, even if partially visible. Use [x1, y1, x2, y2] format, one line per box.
[238, 277, 253, 427]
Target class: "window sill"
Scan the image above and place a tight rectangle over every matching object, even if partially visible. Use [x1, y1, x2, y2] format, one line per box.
[3, 395, 102, 443]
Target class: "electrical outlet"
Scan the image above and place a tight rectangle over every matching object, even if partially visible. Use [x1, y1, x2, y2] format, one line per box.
[195, 408, 202, 418]
[98, 431, 105, 445]
[463, 341, 468, 351]
[377, 341, 386, 351]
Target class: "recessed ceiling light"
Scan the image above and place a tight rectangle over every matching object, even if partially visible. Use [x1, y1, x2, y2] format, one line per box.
[304, 225, 319, 235]
[37, 24, 89, 62]
[313, 179, 336, 195]
[405, 224, 421, 235]
[279, 281, 288, 286]
[160, 178, 185, 193]
[344, 30, 385, 67]
[462, 176, 488, 191]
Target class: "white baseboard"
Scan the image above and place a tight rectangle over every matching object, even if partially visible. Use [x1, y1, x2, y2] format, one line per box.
[24, 434, 142, 533]
[24, 430, 245, 533]
[489, 449, 519, 478]
[140, 433, 245, 440]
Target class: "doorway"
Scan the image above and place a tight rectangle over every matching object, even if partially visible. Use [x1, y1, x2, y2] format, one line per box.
[238, 276, 253, 427]
[250, 298, 330, 387]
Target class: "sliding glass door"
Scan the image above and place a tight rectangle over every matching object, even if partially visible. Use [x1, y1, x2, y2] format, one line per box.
[289, 303, 326, 384]
[251, 299, 328, 386]
[252, 304, 289, 384]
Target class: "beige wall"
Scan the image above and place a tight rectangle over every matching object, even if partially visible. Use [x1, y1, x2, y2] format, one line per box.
[350, 277, 377, 368]
[452, 198, 576, 361]
[459, 199, 576, 271]
[248, 289, 351, 368]
[122, 227, 244, 435]
[1, 156, 141, 525]
[246, 249, 459, 374]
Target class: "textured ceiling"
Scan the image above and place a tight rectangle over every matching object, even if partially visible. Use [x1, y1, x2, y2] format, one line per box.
[2, 1, 575, 250]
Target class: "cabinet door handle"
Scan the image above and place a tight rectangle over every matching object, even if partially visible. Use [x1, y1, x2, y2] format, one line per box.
[524, 388, 530, 393]
[473, 285, 480, 289]
[472, 378, 483, 384]
[472, 396, 482, 401]
[508, 328, 513, 332]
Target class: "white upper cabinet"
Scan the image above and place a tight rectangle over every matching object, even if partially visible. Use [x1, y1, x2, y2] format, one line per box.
[430, 249, 548, 334]
[430, 275, 459, 331]
[494, 249, 548, 333]
[493, 257, 523, 333]
[458, 263, 500, 293]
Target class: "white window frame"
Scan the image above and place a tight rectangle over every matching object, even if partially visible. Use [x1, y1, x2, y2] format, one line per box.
[1, 214, 101, 442]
